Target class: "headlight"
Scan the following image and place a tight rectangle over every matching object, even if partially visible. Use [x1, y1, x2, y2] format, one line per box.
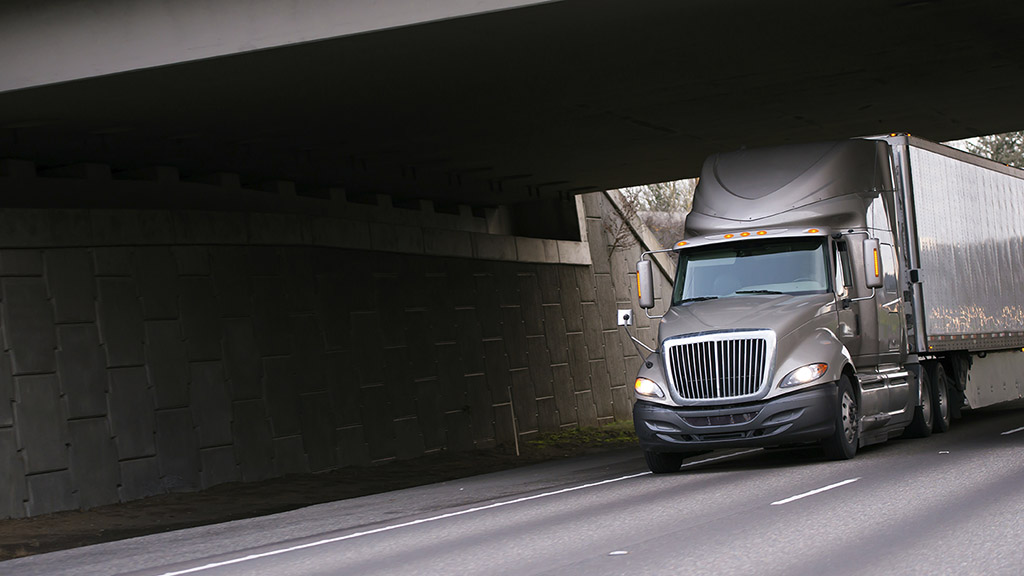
[780, 363, 828, 388]
[634, 377, 665, 399]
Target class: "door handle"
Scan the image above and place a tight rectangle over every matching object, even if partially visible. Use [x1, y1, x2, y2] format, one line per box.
[882, 298, 900, 313]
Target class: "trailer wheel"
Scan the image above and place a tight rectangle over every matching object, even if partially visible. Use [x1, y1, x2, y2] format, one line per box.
[644, 450, 684, 473]
[929, 363, 951, 433]
[904, 367, 933, 438]
[822, 376, 858, 460]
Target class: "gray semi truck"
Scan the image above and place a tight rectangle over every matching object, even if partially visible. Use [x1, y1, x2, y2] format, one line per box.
[622, 134, 1024, 473]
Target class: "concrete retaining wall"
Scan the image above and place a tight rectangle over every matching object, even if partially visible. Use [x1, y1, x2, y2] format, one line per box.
[0, 173, 672, 518]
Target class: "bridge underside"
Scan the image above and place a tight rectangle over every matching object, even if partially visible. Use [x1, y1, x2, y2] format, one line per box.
[3, 0, 1024, 207]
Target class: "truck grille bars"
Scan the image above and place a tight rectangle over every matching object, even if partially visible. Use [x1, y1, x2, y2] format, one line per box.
[664, 331, 775, 402]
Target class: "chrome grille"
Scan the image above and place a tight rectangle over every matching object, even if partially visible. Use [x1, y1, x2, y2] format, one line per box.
[665, 333, 771, 401]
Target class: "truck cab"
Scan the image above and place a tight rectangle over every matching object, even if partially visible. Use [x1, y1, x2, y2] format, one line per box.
[628, 139, 936, 472]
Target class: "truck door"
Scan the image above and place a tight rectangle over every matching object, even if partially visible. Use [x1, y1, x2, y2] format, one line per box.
[877, 242, 910, 411]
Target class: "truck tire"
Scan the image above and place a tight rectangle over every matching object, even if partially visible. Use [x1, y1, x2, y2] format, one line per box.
[822, 376, 858, 460]
[904, 367, 933, 438]
[644, 450, 684, 473]
[929, 362, 951, 433]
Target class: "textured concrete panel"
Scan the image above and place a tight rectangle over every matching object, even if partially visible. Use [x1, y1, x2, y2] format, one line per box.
[465, 374, 494, 443]
[315, 274, 353, 351]
[393, 417, 426, 460]
[144, 321, 189, 409]
[25, 470, 76, 517]
[567, 333, 591, 391]
[290, 315, 327, 394]
[551, 364, 576, 425]
[526, 336, 554, 398]
[575, 390, 599, 427]
[582, 302, 605, 358]
[415, 379, 445, 450]
[335, 425, 369, 467]
[454, 308, 485, 375]
[119, 457, 163, 501]
[0, 428, 27, 518]
[97, 278, 145, 367]
[263, 356, 301, 437]
[221, 318, 262, 400]
[492, 403, 516, 448]
[590, 359, 614, 418]
[251, 276, 291, 356]
[173, 246, 210, 276]
[518, 274, 545, 337]
[443, 411, 474, 451]
[93, 247, 133, 277]
[190, 361, 232, 448]
[537, 397, 559, 433]
[326, 350, 364, 426]
[2, 277, 57, 375]
[586, 218, 612, 274]
[299, 392, 336, 472]
[382, 347, 415, 418]
[536, 266, 561, 305]
[231, 399, 274, 482]
[210, 247, 253, 319]
[603, 331, 628, 389]
[135, 246, 179, 320]
[349, 310, 385, 370]
[46, 249, 96, 323]
[510, 369, 538, 433]
[108, 367, 156, 459]
[0, 352, 14, 427]
[483, 339, 511, 405]
[542, 304, 569, 365]
[557, 267, 583, 333]
[155, 408, 200, 492]
[595, 274, 619, 331]
[14, 374, 68, 474]
[501, 307, 529, 370]
[360, 386, 396, 461]
[67, 418, 120, 509]
[281, 249, 317, 314]
[56, 324, 108, 419]
[0, 249, 44, 276]
[200, 446, 239, 489]
[435, 343, 466, 413]
[272, 435, 310, 476]
[179, 277, 222, 361]
[473, 275, 502, 339]
[611, 386, 633, 421]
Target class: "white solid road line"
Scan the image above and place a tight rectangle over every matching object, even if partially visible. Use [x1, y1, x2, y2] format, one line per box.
[770, 478, 861, 506]
[1001, 426, 1024, 436]
[156, 449, 761, 576]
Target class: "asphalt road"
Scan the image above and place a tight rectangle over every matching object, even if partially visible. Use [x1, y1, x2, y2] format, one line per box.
[4, 406, 1022, 576]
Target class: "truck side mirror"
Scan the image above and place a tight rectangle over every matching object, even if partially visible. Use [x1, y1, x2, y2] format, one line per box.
[636, 259, 655, 309]
[863, 238, 883, 289]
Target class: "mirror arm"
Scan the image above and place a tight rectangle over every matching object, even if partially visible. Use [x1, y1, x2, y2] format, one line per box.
[847, 287, 876, 303]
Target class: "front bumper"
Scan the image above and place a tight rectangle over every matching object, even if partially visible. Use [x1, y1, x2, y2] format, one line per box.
[633, 384, 837, 453]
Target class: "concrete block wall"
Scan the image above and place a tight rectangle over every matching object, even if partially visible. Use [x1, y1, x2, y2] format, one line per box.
[0, 172, 672, 518]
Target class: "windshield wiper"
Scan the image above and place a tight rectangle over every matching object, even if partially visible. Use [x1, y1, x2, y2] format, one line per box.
[734, 290, 784, 295]
[680, 296, 719, 303]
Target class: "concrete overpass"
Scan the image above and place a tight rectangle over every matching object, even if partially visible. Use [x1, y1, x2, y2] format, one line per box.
[2, 0, 1023, 518]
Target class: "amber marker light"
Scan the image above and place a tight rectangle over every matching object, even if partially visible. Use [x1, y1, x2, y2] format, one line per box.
[756, 230, 767, 235]
[806, 228, 820, 234]
[724, 234, 735, 239]
[675, 241, 688, 248]
[740, 232, 751, 237]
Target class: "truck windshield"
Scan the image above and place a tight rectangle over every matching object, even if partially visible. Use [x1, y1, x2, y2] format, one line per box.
[672, 237, 829, 304]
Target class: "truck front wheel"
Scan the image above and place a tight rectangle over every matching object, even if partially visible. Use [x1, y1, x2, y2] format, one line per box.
[822, 376, 858, 460]
[644, 450, 684, 473]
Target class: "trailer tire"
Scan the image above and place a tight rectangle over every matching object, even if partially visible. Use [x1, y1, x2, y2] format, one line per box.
[929, 362, 951, 433]
[822, 376, 858, 460]
[904, 367, 933, 438]
[644, 450, 684, 473]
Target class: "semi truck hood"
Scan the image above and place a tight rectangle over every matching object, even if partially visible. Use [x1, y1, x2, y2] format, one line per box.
[659, 293, 836, 342]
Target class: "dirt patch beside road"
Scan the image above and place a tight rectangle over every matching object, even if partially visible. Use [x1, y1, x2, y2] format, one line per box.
[0, 422, 638, 561]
